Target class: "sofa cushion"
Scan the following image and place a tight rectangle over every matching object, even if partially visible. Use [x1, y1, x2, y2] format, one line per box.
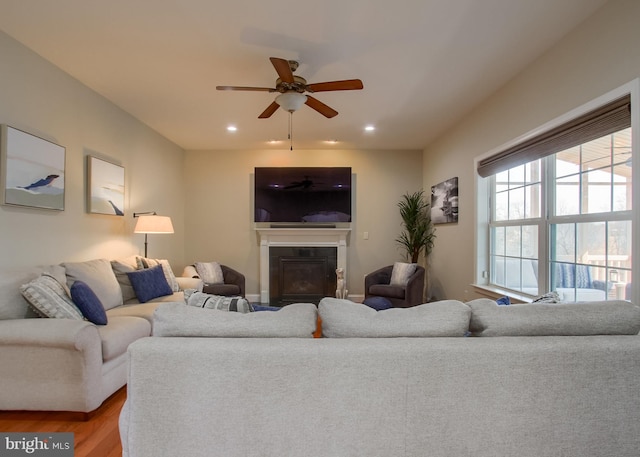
[194, 261, 224, 285]
[467, 298, 640, 336]
[20, 274, 84, 320]
[127, 265, 173, 303]
[319, 298, 471, 338]
[70, 281, 108, 325]
[111, 256, 139, 302]
[185, 291, 253, 313]
[390, 262, 417, 286]
[0, 266, 63, 320]
[97, 316, 151, 362]
[63, 259, 123, 310]
[152, 302, 318, 338]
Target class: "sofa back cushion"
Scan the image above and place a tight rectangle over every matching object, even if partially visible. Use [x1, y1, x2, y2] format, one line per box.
[0, 266, 63, 320]
[467, 298, 640, 336]
[152, 302, 318, 338]
[319, 298, 471, 338]
[63, 259, 123, 310]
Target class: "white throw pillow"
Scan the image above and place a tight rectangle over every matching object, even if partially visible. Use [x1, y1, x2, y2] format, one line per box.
[390, 262, 418, 286]
[194, 262, 224, 285]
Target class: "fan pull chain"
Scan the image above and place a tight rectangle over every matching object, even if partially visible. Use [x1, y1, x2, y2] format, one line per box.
[288, 111, 294, 151]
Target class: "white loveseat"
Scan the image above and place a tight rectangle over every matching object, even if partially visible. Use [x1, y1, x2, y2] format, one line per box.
[0, 257, 200, 413]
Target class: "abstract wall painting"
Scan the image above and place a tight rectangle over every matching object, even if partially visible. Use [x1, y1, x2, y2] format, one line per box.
[87, 156, 125, 216]
[431, 177, 459, 224]
[1, 125, 66, 211]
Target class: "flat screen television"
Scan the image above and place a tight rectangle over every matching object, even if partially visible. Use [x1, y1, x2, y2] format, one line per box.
[254, 167, 352, 224]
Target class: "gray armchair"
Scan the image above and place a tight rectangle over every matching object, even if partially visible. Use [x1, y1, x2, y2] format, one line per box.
[364, 264, 425, 308]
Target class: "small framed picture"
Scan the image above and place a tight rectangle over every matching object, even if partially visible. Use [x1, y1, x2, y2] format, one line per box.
[431, 177, 459, 224]
[0, 125, 66, 211]
[87, 156, 125, 216]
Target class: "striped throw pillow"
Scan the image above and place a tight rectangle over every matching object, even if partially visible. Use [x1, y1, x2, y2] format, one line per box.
[20, 274, 84, 320]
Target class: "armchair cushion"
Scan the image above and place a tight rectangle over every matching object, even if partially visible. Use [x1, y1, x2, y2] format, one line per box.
[390, 262, 418, 286]
[194, 261, 224, 285]
[369, 284, 406, 299]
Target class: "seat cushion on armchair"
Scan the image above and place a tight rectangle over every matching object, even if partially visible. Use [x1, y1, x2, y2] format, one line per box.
[203, 283, 241, 296]
[369, 284, 405, 299]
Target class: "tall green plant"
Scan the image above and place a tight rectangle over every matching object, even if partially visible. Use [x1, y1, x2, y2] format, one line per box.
[396, 190, 435, 263]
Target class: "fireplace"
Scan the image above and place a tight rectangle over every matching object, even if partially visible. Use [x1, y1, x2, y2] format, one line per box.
[269, 247, 337, 306]
[256, 227, 350, 305]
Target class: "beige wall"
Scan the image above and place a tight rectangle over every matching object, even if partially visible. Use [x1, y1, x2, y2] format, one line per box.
[423, 0, 640, 301]
[0, 32, 186, 269]
[184, 148, 423, 298]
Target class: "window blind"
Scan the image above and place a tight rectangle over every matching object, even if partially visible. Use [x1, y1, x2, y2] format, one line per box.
[477, 95, 631, 178]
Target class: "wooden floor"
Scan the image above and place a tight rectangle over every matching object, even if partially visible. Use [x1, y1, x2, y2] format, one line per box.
[0, 386, 125, 457]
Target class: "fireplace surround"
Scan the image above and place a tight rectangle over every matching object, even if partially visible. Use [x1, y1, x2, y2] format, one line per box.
[256, 227, 350, 305]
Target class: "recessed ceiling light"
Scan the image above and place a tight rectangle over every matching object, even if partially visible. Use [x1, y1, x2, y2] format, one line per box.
[325, 139, 339, 144]
[267, 139, 282, 144]
[227, 125, 237, 132]
[364, 125, 375, 132]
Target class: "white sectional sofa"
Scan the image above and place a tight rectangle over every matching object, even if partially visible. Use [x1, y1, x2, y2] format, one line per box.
[0, 257, 200, 413]
[120, 297, 640, 457]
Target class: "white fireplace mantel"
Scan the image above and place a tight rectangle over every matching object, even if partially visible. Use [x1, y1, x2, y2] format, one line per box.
[256, 227, 350, 304]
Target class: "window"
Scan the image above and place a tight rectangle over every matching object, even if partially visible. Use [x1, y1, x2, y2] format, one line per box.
[478, 91, 635, 303]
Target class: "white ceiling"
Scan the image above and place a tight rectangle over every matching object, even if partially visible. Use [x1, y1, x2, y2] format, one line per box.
[0, 0, 608, 151]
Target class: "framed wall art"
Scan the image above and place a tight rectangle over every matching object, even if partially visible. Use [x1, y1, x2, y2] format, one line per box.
[87, 156, 125, 216]
[431, 176, 458, 224]
[0, 124, 66, 211]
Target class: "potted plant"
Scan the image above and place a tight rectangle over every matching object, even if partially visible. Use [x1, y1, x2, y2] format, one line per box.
[396, 190, 435, 263]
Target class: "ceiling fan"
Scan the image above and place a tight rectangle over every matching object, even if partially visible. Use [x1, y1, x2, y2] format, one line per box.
[216, 57, 364, 119]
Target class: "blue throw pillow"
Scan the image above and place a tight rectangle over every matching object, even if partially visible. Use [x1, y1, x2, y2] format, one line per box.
[70, 281, 108, 325]
[496, 296, 511, 306]
[253, 304, 281, 311]
[126, 265, 173, 303]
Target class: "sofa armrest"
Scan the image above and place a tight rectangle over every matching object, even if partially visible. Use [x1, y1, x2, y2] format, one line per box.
[175, 276, 203, 292]
[0, 318, 99, 348]
[0, 318, 104, 412]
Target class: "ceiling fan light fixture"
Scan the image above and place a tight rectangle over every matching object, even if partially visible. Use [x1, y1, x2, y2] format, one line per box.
[276, 92, 307, 113]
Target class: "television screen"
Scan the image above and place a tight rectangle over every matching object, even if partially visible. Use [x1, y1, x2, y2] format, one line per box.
[254, 167, 352, 223]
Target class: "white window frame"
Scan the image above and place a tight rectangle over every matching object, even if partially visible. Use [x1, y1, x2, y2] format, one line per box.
[474, 80, 639, 304]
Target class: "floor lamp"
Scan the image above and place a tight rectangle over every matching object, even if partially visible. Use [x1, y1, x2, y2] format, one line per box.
[133, 212, 174, 257]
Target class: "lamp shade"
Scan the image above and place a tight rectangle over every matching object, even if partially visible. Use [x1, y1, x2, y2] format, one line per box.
[134, 215, 174, 234]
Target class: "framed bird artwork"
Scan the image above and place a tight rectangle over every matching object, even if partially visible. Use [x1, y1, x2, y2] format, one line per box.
[87, 156, 125, 216]
[1, 125, 66, 211]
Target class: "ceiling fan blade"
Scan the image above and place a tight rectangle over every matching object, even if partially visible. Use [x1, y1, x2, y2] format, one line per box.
[258, 101, 280, 119]
[270, 57, 294, 83]
[306, 79, 364, 92]
[216, 85, 276, 92]
[305, 96, 338, 118]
